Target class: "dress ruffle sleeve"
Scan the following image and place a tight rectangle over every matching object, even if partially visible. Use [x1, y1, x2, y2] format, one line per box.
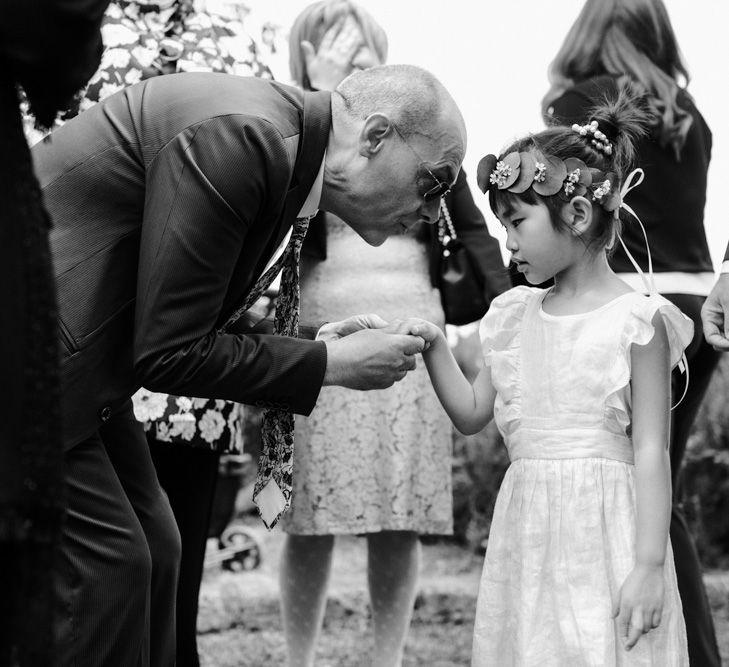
[623, 293, 694, 369]
[478, 286, 536, 366]
[605, 293, 694, 421]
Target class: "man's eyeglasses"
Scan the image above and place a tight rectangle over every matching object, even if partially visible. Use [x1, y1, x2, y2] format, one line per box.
[391, 123, 452, 201]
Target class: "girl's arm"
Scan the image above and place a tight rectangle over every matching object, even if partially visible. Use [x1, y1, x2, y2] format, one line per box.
[406, 319, 496, 434]
[614, 312, 672, 651]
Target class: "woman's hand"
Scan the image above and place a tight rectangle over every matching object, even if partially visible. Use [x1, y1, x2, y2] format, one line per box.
[301, 15, 366, 90]
[612, 564, 665, 651]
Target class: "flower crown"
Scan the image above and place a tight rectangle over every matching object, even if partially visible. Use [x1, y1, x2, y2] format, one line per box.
[477, 120, 621, 212]
[477, 150, 621, 213]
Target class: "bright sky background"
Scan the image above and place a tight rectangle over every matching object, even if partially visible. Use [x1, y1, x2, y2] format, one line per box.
[245, 0, 729, 268]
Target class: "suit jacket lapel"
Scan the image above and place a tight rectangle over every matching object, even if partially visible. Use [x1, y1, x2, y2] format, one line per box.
[271, 89, 332, 249]
[220, 89, 332, 327]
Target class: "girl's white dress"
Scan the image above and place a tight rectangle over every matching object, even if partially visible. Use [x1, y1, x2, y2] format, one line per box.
[472, 286, 693, 667]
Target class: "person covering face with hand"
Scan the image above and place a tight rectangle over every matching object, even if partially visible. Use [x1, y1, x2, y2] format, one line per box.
[276, 4, 500, 667]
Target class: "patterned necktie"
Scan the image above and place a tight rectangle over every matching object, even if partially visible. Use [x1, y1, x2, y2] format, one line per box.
[219, 215, 312, 529]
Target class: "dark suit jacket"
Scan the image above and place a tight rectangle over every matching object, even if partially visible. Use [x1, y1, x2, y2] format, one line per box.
[34, 73, 330, 448]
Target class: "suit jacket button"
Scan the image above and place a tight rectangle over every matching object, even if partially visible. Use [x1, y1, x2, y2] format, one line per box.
[99, 406, 112, 422]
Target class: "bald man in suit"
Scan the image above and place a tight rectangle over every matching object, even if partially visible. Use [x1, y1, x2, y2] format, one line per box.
[34, 64, 467, 665]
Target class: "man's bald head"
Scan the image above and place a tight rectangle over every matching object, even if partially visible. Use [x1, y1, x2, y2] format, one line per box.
[335, 64, 466, 152]
[322, 64, 466, 246]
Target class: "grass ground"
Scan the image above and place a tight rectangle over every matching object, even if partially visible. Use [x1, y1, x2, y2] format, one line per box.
[197, 523, 729, 666]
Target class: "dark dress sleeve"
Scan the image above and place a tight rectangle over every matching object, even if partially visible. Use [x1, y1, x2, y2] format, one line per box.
[0, 0, 109, 126]
[546, 87, 599, 126]
[443, 168, 510, 303]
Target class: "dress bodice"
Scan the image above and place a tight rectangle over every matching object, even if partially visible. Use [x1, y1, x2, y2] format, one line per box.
[480, 286, 693, 463]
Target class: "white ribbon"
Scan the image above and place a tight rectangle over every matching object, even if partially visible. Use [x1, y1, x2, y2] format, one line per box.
[615, 167, 688, 409]
[615, 168, 657, 296]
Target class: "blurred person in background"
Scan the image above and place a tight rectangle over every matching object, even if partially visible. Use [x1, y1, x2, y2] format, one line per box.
[0, 1, 108, 665]
[277, 3, 509, 666]
[542, 1, 721, 664]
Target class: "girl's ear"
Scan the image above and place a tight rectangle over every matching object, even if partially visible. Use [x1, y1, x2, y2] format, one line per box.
[359, 113, 390, 157]
[565, 196, 593, 236]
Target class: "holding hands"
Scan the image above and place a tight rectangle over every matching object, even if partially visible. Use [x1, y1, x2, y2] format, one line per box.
[380, 317, 445, 349]
[612, 564, 665, 651]
[319, 314, 431, 390]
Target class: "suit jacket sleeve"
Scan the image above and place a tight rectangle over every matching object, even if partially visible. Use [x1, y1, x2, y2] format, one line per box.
[133, 114, 326, 415]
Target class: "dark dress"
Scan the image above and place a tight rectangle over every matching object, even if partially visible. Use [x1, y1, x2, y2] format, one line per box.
[547, 74, 722, 667]
[0, 0, 108, 664]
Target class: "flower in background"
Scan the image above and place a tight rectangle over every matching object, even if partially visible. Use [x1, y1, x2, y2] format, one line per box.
[132, 389, 169, 422]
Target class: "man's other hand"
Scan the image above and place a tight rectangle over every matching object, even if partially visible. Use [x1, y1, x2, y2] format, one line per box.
[702, 274, 729, 351]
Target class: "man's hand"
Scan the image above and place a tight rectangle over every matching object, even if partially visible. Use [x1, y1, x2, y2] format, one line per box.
[301, 15, 364, 91]
[612, 564, 665, 651]
[317, 313, 388, 342]
[323, 328, 425, 390]
[702, 274, 729, 351]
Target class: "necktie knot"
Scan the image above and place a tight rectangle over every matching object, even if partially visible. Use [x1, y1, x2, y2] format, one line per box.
[220, 215, 312, 334]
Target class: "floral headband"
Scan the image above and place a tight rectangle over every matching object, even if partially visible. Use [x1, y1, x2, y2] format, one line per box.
[477, 150, 621, 213]
[477, 120, 621, 213]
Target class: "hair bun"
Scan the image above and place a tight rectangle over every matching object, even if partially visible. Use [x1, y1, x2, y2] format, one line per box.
[591, 117, 619, 143]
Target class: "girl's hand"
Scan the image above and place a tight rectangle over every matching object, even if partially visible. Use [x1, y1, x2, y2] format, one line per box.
[612, 564, 665, 651]
[381, 318, 444, 349]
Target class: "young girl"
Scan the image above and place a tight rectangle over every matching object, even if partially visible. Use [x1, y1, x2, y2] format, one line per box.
[405, 95, 693, 665]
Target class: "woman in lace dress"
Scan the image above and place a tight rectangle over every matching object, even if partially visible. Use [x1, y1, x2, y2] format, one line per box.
[277, 3, 508, 666]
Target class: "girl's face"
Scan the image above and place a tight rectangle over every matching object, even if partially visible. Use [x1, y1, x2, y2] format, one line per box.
[497, 198, 575, 285]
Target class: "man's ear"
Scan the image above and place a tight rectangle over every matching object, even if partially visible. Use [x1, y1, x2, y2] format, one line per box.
[565, 196, 593, 236]
[358, 113, 391, 157]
